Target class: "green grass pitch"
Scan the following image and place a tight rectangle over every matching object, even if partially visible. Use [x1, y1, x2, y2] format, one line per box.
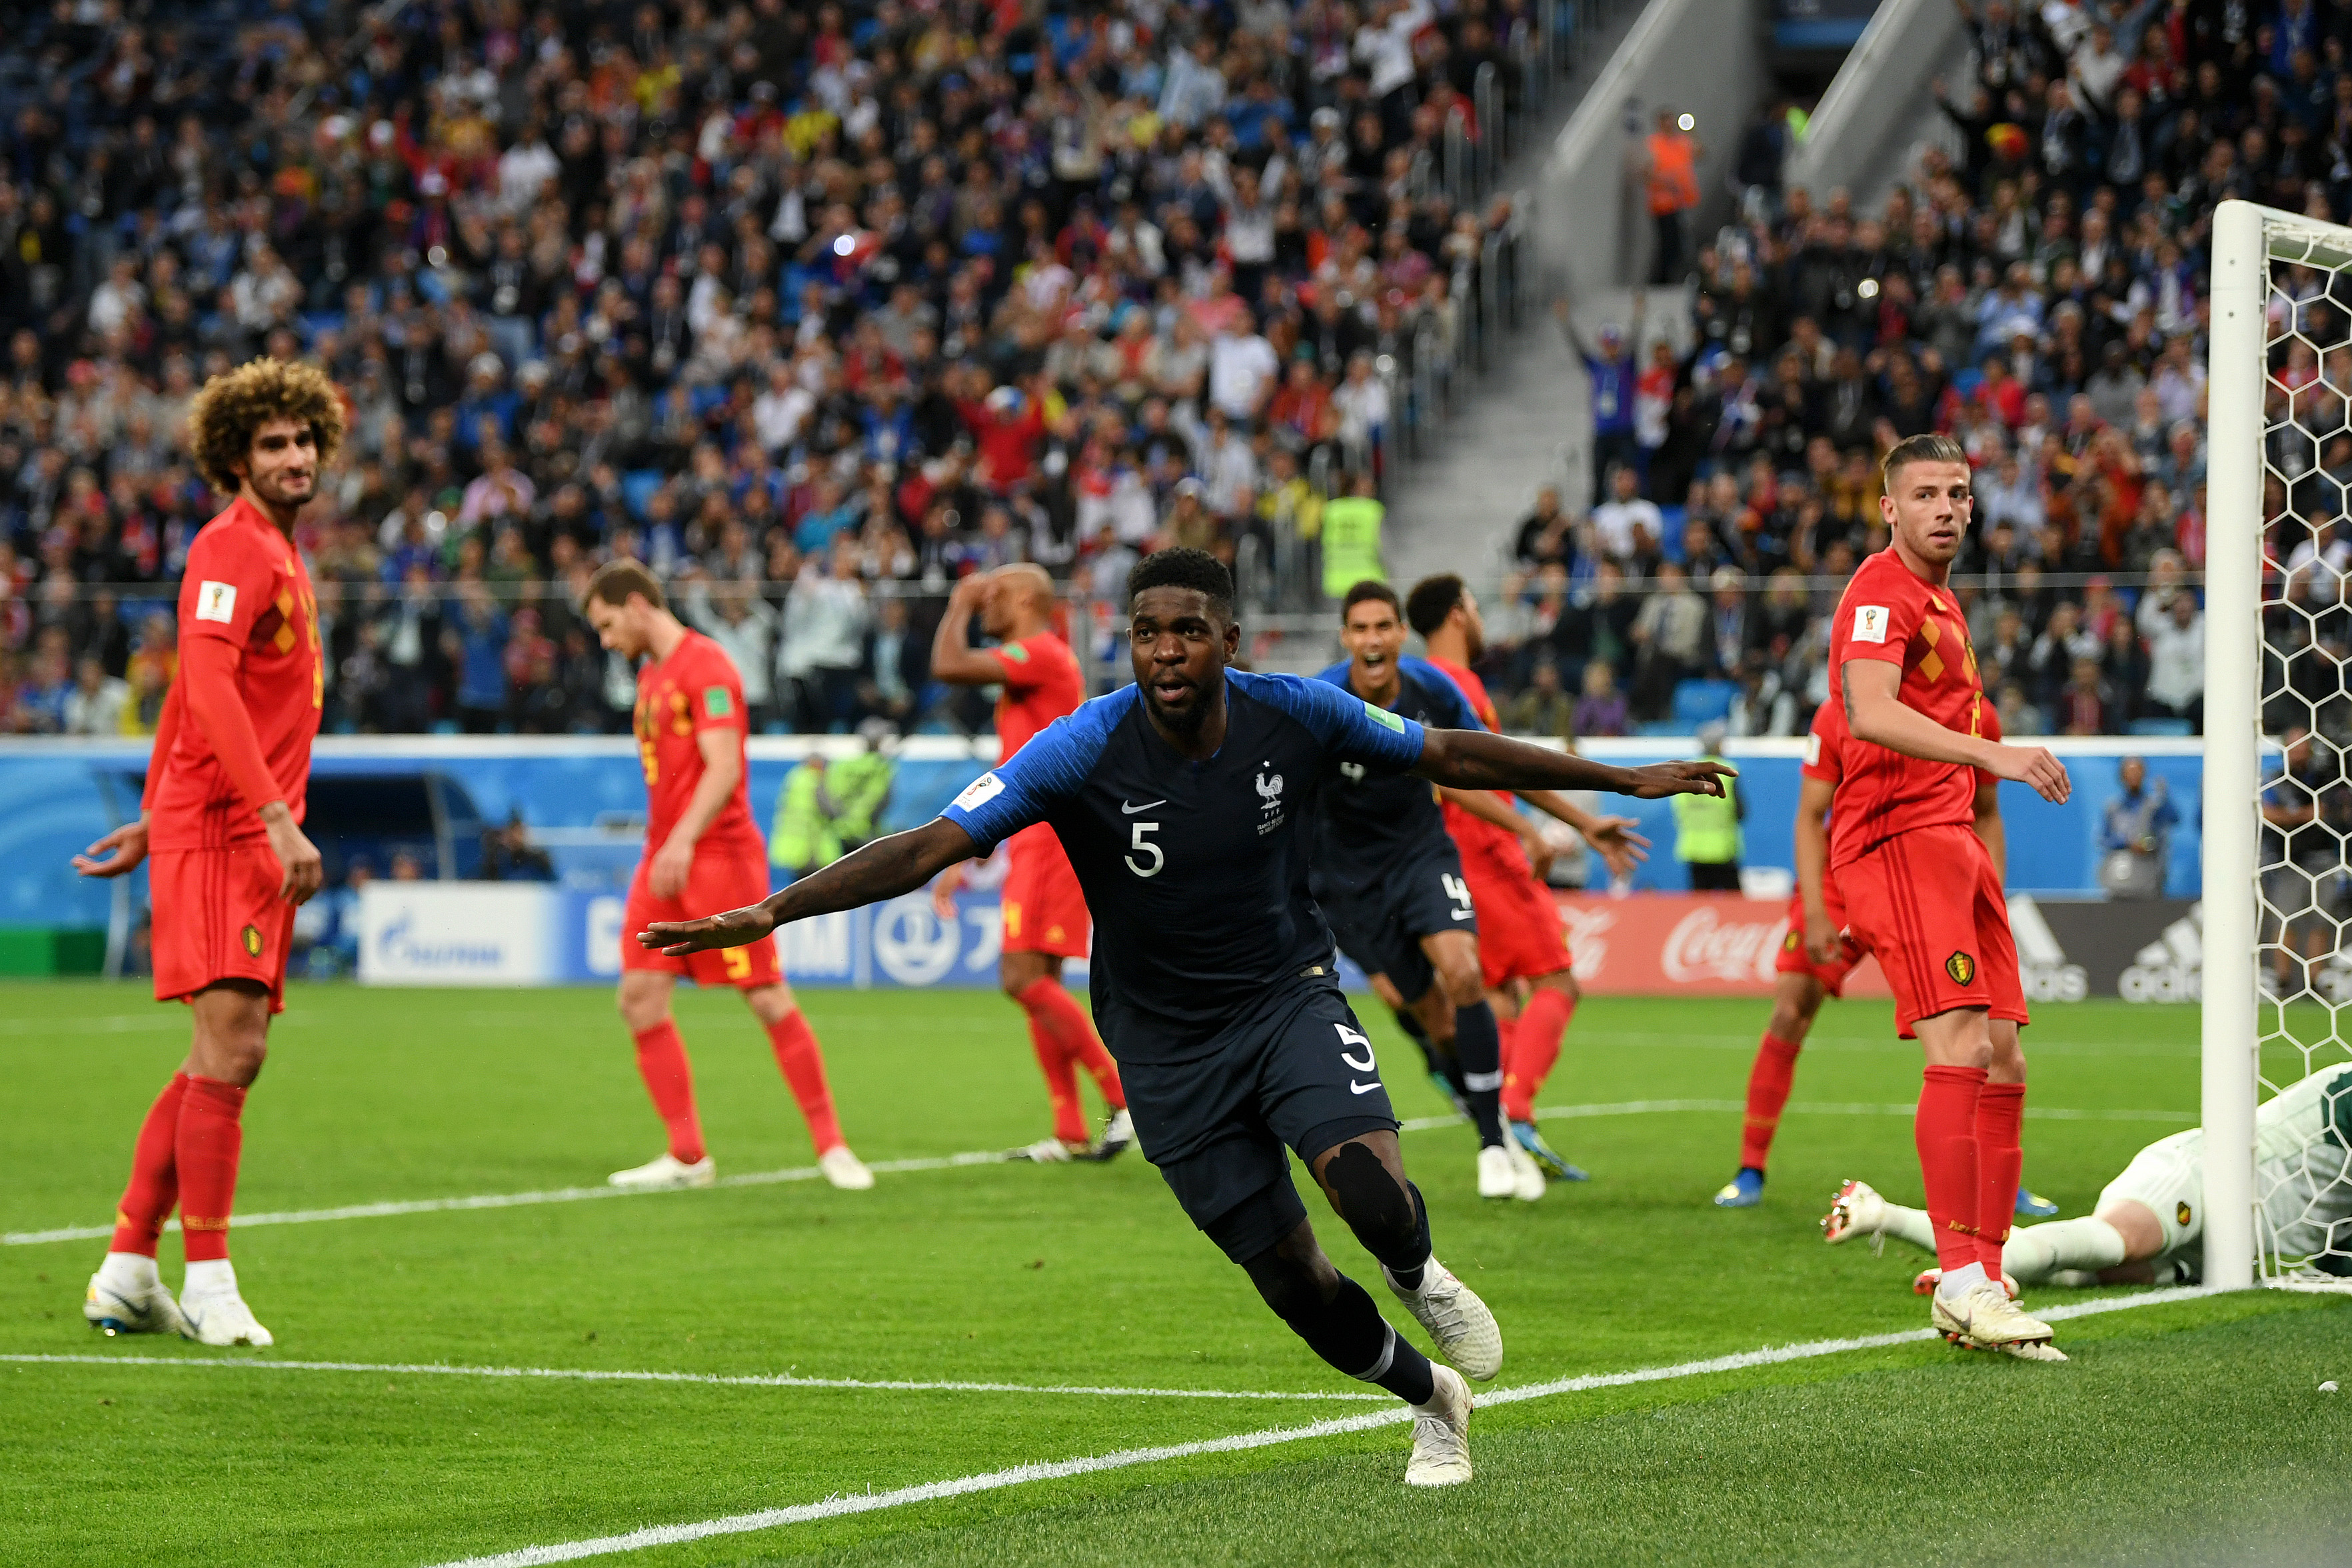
[3, 982, 2347, 1566]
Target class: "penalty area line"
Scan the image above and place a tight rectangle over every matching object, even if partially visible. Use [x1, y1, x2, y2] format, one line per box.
[419, 1286, 2224, 1568]
[1, 1100, 2192, 1247]
[0, 1353, 1383, 1403]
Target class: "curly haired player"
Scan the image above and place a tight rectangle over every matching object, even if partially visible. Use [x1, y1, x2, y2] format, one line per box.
[75, 358, 344, 1347]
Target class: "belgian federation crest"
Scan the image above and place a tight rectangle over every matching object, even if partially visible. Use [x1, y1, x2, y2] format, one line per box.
[1945, 951, 1975, 986]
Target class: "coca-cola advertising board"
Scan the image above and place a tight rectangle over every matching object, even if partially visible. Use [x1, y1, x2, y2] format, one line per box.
[1554, 894, 1894, 998]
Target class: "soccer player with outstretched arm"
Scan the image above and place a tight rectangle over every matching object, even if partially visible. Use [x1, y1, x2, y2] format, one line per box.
[1827, 434, 2071, 1360]
[75, 359, 341, 1347]
[640, 550, 1731, 1485]
[928, 564, 1130, 1163]
[583, 560, 872, 1194]
[1406, 573, 1648, 1183]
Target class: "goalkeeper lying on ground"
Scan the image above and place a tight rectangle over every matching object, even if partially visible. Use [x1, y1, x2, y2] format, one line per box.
[1824, 1064, 2352, 1289]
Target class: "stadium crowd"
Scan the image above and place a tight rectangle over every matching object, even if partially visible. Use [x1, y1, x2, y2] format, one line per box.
[0, 0, 1550, 737]
[1500, 0, 2261, 741]
[0, 0, 2301, 745]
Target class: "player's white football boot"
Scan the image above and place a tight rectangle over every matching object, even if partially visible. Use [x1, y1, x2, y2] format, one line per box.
[179, 1269, 273, 1348]
[1476, 1144, 1518, 1199]
[1404, 1363, 1474, 1487]
[1930, 1279, 2059, 1357]
[608, 1152, 716, 1190]
[818, 1146, 875, 1189]
[1820, 1179, 1887, 1245]
[1080, 1108, 1134, 1162]
[1383, 1256, 1502, 1381]
[1913, 1267, 2020, 1299]
[1503, 1139, 1546, 1202]
[83, 1265, 188, 1338]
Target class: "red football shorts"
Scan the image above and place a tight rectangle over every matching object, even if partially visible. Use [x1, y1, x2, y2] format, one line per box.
[1461, 850, 1574, 990]
[1837, 822, 2026, 1039]
[621, 839, 781, 990]
[1773, 874, 1867, 996]
[150, 844, 295, 1014]
[1001, 823, 1090, 958]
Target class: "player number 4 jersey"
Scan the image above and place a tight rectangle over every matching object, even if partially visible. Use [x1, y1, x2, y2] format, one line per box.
[148, 496, 323, 850]
[634, 630, 761, 851]
[1823, 548, 1986, 869]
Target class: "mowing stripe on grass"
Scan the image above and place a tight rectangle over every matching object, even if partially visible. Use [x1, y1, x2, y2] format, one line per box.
[417, 1286, 2221, 1568]
[0, 1099, 2194, 1246]
[0, 1353, 1385, 1402]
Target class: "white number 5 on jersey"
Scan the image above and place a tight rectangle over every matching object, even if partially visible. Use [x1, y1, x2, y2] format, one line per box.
[1126, 820, 1164, 878]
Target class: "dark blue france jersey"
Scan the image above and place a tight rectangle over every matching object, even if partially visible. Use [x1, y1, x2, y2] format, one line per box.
[941, 670, 1426, 1048]
[1309, 656, 1485, 898]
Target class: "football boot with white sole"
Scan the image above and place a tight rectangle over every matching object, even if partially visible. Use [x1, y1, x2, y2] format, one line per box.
[1383, 1257, 1502, 1381]
[1820, 1179, 1887, 1245]
[1404, 1364, 1474, 1487]
[83, 1270, 187, 1338]
[1512, 1120, 1587, 1181]
[817, 1146, 875, 1189]
[1931, 1279, 2057, 1355]
[608, 1152, 715, 1191]
[181, 1284, 273, 1347]
[1475, 1144, 1518, 1199]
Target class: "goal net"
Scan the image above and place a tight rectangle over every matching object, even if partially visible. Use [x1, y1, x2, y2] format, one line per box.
[2215, 200, 2352, 1290]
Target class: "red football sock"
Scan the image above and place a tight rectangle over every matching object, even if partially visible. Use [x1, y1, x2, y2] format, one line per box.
[1016, 976, 1124, 1115]
[175, 1076, 247, 1264]
[110, 1072, 189, 1257]
[1504, 988, 1573, 1123]
[1915, 1064, 1987, 1274]
[1019, 1004, 1089, 1145]
[630, 1020, 706, 1165]
[1975, 1081, 2026, 1272]
[1739, 1033, 1805, 1172]
[765, 1010, 844, 1156]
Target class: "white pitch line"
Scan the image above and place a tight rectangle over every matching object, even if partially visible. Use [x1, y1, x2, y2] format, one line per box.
[419, 1285, 2225, 1568]
[0, 1100, 2194, 1247]
[0, 1353, 1382, 1403]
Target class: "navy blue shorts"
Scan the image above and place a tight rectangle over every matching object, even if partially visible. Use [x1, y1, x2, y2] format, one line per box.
[1100, 972, 1400, 1263]
[1316, 842, 1476, 1004]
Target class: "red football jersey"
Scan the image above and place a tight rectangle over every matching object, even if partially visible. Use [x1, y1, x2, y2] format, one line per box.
[1801, 692, 1847, 786]
[990, 630, 1084, 760]
[1424, 654, 1528, 870]
[149, 496, 323, 850]
[634, 629, 760, 850]
[1823, 548, 1986, 869]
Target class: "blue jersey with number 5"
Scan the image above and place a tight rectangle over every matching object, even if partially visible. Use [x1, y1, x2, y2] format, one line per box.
[940, 671, 1426, 1048]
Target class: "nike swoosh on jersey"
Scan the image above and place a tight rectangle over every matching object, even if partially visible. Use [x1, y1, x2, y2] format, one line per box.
[1120, 798, 1169, 814]
[1350, 1079, 1383, 1095]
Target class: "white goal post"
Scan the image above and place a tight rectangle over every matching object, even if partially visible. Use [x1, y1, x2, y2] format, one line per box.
[2207, 199, 2352, 1292]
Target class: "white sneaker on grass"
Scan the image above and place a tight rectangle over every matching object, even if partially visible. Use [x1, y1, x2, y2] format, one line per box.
[818, 1146, 875, 1189]
[608, 1152, 715, 1191]
[1404, 1363, 1474, 1487]
[1931, 1279, 2059, 1357]
[180, 1265, 273, 1348]
[1503, 1140, 1545, 1202]
[83, 1259, 187, 1338]
[1382, 1257, 1502, 1381]
[1476, 1144, 1518, 1200]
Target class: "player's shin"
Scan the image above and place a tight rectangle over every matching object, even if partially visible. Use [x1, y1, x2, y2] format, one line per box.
[1973, 1081, 2026, 1273]
[1018, 1002, 1090, 1146]
[175, 1076, 246, 1265]
[1505, 986, 1572, 1123]
[1915, 1064, 1989, 1290]
[1452, 1000, 1507, 1147]
[765, 1010, 844, 1154]
[2003, 1216, 2127, 1284]
[1740, 1033, 1803, 1172]
[107, 1072, 190, 1259]
[1244, 1250, 1436, 1406]
[630, 1021, 706, 1164]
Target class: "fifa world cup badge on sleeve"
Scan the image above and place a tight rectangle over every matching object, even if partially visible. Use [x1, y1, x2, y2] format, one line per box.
[196, 581, 238, 623]
[1851, 605, 1889, 644]
[954, 772, 1004, 812]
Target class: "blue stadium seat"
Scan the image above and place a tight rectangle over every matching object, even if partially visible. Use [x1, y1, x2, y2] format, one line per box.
[2127, 717, 2193, 737]
[621, 469, 664, 521]
[1671, 679, 1738, 728]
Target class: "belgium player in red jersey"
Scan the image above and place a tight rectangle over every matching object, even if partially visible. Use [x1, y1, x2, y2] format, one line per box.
[1404, 574, 1645, 1181]
[1828, 433, 2070, 1358]
[583, 560, 872, 1193]
[929, 564, 1130, 1162]
[75, 359, 341, 1347]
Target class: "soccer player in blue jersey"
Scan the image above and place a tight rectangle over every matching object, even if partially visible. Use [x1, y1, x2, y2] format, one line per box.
[1312, 580, 1544, 1203]
[640, 550, 1730, 1487]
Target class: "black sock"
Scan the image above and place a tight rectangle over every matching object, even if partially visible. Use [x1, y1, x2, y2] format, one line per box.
[1290, 1271, 1436, 1406]
[1452, 1000, 1506, 1146]
[1393, 1007, 1465, 1096]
